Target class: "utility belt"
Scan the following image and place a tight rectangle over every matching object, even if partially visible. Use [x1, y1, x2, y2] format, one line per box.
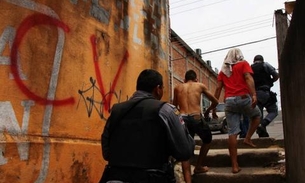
[99, 163, 175, 183]
[256, 85, 271, 92]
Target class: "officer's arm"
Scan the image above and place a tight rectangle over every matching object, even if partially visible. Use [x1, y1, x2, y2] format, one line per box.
[101, 109, 116, 161]
[265, 62, 279, 82]
[159, 103, 194, 161]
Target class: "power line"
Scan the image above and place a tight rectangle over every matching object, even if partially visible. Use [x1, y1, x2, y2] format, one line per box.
[171, 0, 206, 9]
[181, 17, 271, 38]
[171, 13, 274, 42]
[184, 20, 272, 42]
[171, 23, 274, 49]
[170, 14, 275, 48]
[187, 24, 273, 45]
[170, 0, 231, 15]
[200, 36, 276, 55]
[171, 0, 187, 5]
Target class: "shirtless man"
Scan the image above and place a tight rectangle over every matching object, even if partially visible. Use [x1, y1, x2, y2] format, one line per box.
[173, 70, 219, 183]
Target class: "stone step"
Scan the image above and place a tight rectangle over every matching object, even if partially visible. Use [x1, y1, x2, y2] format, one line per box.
[192, 166, 285, 183]
[195, 137, 284, 149]
[176, 137, 287, 183]
[191, 147, 285, 167]
[174, 162, 286, 183]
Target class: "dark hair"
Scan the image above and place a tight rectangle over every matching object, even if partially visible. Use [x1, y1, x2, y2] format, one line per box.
[185, 70, 197, 81]
[136, 69, 163, 93]
[254, 55, 264, 62]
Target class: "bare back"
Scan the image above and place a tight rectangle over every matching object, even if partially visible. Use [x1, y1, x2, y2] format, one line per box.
[174, 81, 215, 115]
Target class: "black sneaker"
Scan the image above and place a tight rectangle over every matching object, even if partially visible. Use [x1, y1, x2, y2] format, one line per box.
[256, 125, 269, 138]
[239, 134, 246, 138]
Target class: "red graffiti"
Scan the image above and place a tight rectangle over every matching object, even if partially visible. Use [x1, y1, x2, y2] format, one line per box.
[90, 35, 129, 111]
[90, 35, 106, 103]
[10, 13, 75, 106]
[108, 51, 129, 108]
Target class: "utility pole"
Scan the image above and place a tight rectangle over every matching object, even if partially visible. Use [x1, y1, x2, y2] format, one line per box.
[278, 0, 305, 182]
[274, 9, 288, 63]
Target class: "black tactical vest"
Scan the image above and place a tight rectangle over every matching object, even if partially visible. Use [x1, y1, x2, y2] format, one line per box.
[108, 98, 168, 169]
[251, 62, 273, 88]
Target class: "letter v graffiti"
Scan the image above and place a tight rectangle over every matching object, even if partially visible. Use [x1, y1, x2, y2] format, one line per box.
[90, 35, 129, 112]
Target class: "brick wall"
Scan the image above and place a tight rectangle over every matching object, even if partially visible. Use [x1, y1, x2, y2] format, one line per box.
[170, 30, 225, 106]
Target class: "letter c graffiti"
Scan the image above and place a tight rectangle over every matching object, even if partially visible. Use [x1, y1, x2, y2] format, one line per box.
[10, 13, 74, 106]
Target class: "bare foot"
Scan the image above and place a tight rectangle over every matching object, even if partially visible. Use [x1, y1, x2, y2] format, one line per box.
[232, 167, 242, 174]
[194, 166, 209, 174]
[243, 139, 256, 147]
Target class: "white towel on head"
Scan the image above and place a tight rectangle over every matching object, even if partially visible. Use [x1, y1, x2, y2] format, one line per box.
[221, 48, 244, 77]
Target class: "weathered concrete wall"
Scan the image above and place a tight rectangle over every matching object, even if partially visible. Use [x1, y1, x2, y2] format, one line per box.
[0, 0, 170, 182]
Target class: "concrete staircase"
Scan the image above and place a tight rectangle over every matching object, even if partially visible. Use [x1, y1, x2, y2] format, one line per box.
[174, 137, 286, 183]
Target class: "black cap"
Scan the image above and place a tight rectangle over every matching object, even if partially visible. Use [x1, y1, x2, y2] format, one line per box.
[254, 55, 264, 61]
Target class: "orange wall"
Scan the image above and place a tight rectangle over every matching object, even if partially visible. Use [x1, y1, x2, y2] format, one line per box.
[0, 0, 170, 182]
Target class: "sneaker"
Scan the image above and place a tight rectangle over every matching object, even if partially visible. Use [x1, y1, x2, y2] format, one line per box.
[259, 131, 269, 138]
[239, 134, 246, 138]
[239, 132, 246, 138]
[256, 125, 269, 138]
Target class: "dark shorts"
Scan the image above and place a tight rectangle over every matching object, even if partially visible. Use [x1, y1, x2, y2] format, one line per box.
[182, 115, 212, 144]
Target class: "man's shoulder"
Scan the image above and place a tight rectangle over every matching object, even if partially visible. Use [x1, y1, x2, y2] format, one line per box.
[160, 103, 179, 114]
[174, 83, 183, 89]
[114, 97, 159, 107]
[239, 60, 251, 66]
[264, 62, 274, 68]
[175, 83, 191, 91]
[187, 81, 205, 87]
[174, 83, 186, 90]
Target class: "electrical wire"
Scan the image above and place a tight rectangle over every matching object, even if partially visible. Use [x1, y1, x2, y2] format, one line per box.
[171, 13, 273, 41]
[170, 14, 275, 48]
[171, 0, 206, 9]
[180, 17, 271, 38]
[187, 24, 273, 45]
[184, 19, 271, 42]
[170, 0, 231, 15]
[171, 0, 187, 5]
[171, 23, 274, 49]
[169, 0, 286, 67]
[200, 36, 276, 55]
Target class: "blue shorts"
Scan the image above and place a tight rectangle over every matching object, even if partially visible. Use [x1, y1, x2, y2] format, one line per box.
[225, 95, 261, 135]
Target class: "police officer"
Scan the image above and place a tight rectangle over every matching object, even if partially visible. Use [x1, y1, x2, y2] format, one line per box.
[100, 69, 195, 183]
[251, 55, 279, 137]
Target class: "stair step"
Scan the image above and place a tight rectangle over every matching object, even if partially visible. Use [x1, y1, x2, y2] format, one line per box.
[195, 137, 284, 149]
[192, 166, 285, 183]
[177, 137, 287, 183]
[190, 148, 285, 167]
